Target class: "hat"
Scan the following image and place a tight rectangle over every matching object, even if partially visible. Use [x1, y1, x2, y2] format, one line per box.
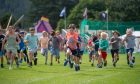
[20, 32, 24, 34]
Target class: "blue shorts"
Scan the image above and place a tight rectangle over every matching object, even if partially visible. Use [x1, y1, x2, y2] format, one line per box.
[126, 48, 134, 56]
[28, 47, 38, 54]
[41, 48, 48, 57]
[51, 48, 60, 58]
[0, 50, 4, 57]
[89, 50, 95, 57]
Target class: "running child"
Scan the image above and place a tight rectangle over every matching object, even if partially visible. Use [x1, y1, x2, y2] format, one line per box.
[78, 36, 85, 64]
[87, 37, 96, 67]
[2, 26, 20, 70]
[18, 32, 29, 64]
[50, 31, 60, 66]
[123, 28, 136, 67]
[87, 37, 94, 62]
[0, 29, 5, 68]
[65, 24, 80, 71]
[97, 32, 109, 68]
[110, 31, 121, 67]
[39, 31, 49, 65]
[24, 28, 39, 67]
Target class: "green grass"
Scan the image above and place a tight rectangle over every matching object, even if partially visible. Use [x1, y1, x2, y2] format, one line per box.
[0, 52, 140, 84]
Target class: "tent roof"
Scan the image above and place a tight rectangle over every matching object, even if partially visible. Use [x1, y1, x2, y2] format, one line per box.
[35, 19, 53, 33]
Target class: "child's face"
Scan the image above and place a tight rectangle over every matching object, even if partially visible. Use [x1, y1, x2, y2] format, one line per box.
[69, 28, 74, 34]
[56, 32, 60, 36]
[113, 33, 118, 37]
[43, 32, 47, 37]
[30, 30, 35, 36]
[8, 27, 14, 33]
[126, 30, 132, 36]
[102, 34, 107, 39]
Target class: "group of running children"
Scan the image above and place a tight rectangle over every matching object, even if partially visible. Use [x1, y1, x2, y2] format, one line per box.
[0, 24, 138, 71]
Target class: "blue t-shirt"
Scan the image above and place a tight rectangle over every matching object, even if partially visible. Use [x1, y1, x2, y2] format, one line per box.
[19, 38, 25, 50]
[24, 34, 38, 49]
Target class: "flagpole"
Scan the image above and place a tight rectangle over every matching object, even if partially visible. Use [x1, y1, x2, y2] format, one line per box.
[64, 11, 66, 29]
[106, 9, 108, 33]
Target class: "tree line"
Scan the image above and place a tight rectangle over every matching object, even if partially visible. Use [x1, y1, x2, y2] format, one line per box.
[0, 0, 140, 30]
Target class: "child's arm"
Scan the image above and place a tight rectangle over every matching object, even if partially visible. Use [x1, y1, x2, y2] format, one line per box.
[37, 37, 39, 47]
[16, 34, 20, 44]
[109, 38, 114, 45]
[39, 38, 41, 48]
[2, 35, 7, 50]
[24, 35, 29, 45]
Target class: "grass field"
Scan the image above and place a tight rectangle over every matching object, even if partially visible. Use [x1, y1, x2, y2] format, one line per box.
[0, 52, 140, 84]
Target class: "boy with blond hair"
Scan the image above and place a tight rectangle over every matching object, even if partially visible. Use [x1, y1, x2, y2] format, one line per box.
[97, 32, 109, 68]
[123, 28, 136, 67]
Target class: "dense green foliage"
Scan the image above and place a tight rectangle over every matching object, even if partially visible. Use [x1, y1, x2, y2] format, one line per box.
[0, 0, 31, 29]
[0, 0, 140, 30]
[0, 0, 79, 29]
[58, 0, 140, 29]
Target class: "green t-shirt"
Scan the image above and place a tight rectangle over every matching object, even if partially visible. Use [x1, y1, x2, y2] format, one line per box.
[99, 39, 109, 51]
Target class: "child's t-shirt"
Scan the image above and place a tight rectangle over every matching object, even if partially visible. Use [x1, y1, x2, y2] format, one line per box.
[19, 38, 25, 50]
[110, 37, 121, 50]
[124, 35, 136, 49]
[51, 36, 60, 49]
[99, 39, 109, 52]
[66, 32, 78, 50]
[24, 34, 38, 49]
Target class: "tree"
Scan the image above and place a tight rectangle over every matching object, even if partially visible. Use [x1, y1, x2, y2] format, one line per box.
[57, 0, 106, 30]
[28, 0, 79, 29]
[57, 0, 140, 30]
[108, 0, 140, 21]
[0, 0, 31, 29]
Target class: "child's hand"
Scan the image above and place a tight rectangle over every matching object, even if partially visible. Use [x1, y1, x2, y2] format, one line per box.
[98, 49, 101, 56]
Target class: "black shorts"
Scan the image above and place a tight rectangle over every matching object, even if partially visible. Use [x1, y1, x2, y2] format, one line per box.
[111, 49, 119, 58]
[70, 49, 78, 56]
[17, 49, 20, 53]
[77, 48, 84, 57]
[17, 49, 27, 54]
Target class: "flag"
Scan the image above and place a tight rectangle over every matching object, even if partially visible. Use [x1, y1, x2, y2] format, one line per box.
[60, 7, 66, 17]
[100, 9, 108, 20]
[83, 8, 88, 19]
